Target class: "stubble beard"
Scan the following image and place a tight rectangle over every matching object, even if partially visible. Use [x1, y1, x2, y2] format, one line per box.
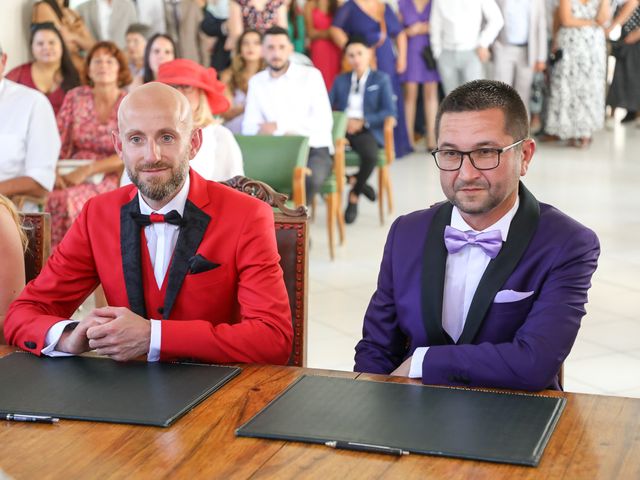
[127, 158, 189, 202]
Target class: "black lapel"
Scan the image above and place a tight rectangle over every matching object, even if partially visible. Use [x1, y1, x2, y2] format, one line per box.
[421, 202, 453, 346]
[457, 182, 541, 344]
[120, 197, 147, 318]
[162, 199, 211, 319]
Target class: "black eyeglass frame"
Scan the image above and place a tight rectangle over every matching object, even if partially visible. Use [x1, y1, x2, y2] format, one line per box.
[431, 138, 527, 171]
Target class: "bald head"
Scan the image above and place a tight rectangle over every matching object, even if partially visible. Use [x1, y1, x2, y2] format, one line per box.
[118, 82, 192, 133]
[113, 82, 203, 210]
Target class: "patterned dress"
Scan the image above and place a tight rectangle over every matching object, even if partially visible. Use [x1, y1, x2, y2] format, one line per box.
[545, 0, 606, 139]
[235, 0, 284, 32]
[47, 86, 125, 247]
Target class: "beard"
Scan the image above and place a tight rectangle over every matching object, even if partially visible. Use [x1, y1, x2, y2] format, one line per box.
[267, 58, 288, 72]
[127, 158, 189, 202]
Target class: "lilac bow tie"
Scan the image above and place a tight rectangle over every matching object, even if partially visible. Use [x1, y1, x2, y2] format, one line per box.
[444, 225, 503, 259]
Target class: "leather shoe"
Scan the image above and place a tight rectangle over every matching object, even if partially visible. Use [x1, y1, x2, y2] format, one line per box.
[361, 183, 377, 202]
[345, 201, 358, 224]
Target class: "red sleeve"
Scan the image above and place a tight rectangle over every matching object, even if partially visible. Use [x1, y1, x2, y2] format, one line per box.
[159, 201, 293, 365]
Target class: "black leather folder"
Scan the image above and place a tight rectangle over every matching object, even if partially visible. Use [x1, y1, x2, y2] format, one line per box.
[0, 352, 240, 427]
[236, 375, 565, 466]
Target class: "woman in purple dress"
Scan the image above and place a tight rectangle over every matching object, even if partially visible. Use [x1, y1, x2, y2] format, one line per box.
[398, 0, 439, 151]
[330, 0, 412, 158]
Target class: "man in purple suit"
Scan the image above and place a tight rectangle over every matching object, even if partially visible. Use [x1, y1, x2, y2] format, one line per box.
[354, 80, 600, 391]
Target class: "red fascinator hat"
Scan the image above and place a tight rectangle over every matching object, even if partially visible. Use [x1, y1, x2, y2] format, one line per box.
[157, 58, 230, 115]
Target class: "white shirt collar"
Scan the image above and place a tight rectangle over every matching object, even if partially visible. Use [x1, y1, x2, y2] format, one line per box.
[451, 196, 520, 242]
[138, 173, 190, 215]
[350, 68, 370, 88]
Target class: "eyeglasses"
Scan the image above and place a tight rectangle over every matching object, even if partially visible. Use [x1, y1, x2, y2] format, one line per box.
[432, 139, 526, 171]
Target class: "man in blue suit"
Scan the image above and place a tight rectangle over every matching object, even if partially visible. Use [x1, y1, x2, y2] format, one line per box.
[329, 36, 397, 224]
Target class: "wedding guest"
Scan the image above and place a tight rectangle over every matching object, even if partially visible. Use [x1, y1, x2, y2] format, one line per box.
[47, 41, 129, 248]
[304, 0, 341, 90]
[397, 0, 440, 150]
[125, 23, 151, 90]
[7, 23, 80, 115]
[331, 0, 412, 157]
[32, 0, 95, 74]
[142, 33, 177, 83]
[220, 29, 265, 133]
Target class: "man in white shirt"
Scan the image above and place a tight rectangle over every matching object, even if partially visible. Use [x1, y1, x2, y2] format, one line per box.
[242, 26, 334, 205]
[493, 0, 548, 114]
[354, 80, 600, 391]
[430, 0, 504, 94]
[0, 44, 59, 211]
[5, 82, 293, 366]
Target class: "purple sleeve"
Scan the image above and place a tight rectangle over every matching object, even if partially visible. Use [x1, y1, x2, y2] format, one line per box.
[385, 5, 402, 38]
[332, 2, 351, 32]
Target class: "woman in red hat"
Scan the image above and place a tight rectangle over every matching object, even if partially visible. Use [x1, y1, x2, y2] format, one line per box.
[122, 58, 244, 185]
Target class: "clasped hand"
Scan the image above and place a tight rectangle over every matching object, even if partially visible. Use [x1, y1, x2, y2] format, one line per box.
[57, 307, 151, 362]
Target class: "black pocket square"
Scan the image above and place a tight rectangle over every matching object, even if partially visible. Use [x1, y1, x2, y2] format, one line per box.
[188, 254, 220, 274]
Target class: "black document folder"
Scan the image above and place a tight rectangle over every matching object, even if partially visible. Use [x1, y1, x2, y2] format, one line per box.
[0, 352, 240, 427]
[236, 375, 565, 466]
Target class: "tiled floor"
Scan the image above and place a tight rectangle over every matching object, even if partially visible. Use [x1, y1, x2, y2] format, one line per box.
[306, 118, 640, 398]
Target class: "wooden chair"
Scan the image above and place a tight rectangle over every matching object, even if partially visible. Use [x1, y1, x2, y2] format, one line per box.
[338, 116, 396, 225]
[19, 212, 51, 282]
[10, 195, 47, 213]
[234, 135, 310, 207]
[221, 176, 309, 367]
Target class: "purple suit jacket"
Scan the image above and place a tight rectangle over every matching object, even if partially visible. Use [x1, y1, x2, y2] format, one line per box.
[354, 183, 600, 391]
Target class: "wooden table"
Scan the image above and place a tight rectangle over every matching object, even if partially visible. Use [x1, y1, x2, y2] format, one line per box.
[1, 346, 639, 480]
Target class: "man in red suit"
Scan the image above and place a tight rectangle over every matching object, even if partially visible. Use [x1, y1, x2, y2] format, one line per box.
[4, 82, 293, 365]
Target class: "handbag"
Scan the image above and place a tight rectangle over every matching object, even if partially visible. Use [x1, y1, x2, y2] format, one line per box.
[421, 44, 437, 71]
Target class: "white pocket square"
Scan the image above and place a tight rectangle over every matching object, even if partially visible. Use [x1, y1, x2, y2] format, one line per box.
[494, 289, 534, 303]
[366, 85, 380, 91]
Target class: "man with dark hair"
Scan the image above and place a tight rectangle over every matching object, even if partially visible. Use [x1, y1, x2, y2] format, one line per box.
[242, 26, 333, 205]
[329, 36, 396, 224]
[354, 79, 600, 391]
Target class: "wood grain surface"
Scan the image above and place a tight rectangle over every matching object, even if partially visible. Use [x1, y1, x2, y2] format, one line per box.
[1, 346, 638, 479]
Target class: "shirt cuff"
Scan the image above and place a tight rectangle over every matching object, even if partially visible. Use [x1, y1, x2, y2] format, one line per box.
[409, 347, 429, 378]
[41, 320, 79, 357]
[147, 319, 161, 362]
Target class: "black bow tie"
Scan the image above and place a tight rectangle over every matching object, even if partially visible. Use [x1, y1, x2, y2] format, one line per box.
[130, 210, 184, 227]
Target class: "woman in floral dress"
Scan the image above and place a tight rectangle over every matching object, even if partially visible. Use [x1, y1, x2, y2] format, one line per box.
[47, 41, 130, 248]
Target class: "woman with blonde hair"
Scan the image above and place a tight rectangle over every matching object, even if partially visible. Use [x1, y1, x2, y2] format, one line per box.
[0, 195, 26, 344]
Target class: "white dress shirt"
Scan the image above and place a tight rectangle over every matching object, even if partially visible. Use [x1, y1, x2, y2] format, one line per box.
[42, 177, 191, 362]
[409, 198, 520, 378]
[242, 62, 334, 151]
[430, 0, 504, 58]
[136, 0, 167, 35]
[0, 79, 59, 211]
[345, 69, 370, 120]
[503, 0, 531, 45]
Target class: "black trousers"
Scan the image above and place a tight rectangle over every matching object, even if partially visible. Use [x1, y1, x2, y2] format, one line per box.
[306, 147, 333, 204]
[346, 129, 378, 197]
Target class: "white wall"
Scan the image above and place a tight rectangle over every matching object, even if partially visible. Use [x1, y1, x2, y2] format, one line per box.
[0, 0, 34, 70]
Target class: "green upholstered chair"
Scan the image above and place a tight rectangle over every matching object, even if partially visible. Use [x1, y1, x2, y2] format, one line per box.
[234, 135, 310, 207]
[341, 116, 396, 225]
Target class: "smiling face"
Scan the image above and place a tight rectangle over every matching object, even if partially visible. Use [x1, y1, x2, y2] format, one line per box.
[32, 29, 63, 65]
[114, 83, 202, 209]
[437, 108, 535, 230]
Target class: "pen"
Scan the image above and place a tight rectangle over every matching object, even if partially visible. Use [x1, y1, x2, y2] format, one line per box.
[3, 414, 59, 424]
[325, 441, 409, 456]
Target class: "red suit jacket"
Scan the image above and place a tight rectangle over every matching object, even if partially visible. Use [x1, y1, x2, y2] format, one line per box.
[4, 170, 293, 364]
